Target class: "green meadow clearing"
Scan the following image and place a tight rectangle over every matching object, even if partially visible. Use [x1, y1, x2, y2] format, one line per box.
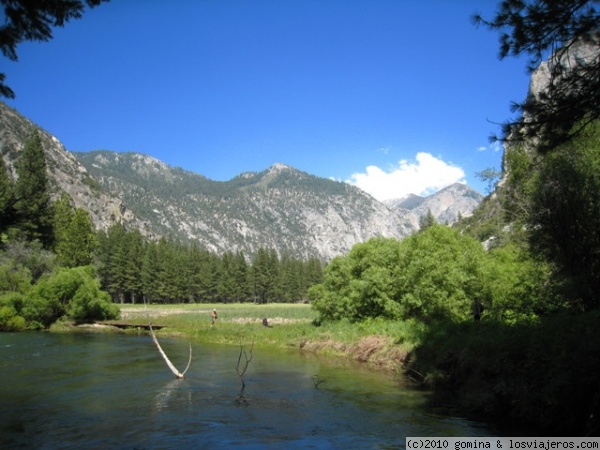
[113, 303, 423, 372]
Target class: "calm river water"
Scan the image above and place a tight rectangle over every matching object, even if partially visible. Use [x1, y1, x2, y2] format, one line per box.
[1, 331, 495, 449]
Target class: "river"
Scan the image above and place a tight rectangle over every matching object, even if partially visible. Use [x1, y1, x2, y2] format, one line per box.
[1, 331, 495, 449]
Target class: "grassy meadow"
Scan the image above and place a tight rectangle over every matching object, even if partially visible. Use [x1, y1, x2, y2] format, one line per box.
[115, 303, 423, 372]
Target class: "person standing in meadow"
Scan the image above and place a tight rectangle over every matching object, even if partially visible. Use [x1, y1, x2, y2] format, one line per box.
[211, 308, 218, 327]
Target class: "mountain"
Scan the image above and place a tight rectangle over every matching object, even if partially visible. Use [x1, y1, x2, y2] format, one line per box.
[1, 101, 483, 260]
[0, 102, 148, 235]
[73, 151, 419, 259]
[385, 183, 483, 225]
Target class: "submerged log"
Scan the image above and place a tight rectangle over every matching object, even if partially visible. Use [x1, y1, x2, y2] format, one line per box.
[99, 321, 165, 330]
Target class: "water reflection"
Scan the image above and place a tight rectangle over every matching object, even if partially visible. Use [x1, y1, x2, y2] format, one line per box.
[0, 332, 494, 449]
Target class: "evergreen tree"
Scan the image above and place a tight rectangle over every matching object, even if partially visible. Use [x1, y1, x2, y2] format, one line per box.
[59, 208, 97, 268]
[0, 153, 16, 237]
[104, 223, 128, 303]
[217, 250, 235, 302]
[252, 248, 281, 303]
[418, 209, 437, 231]
[305, 257, 324, 287]
[53, 193, 73, 244]
[141, 240, 159, 303]
[14, 131, 54, 248]
[122, 229, 144, 303]
[54, 194, 97, 268]
[186, 243, 208, 302]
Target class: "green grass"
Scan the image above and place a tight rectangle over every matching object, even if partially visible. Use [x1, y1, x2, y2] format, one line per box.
[115, 303, 421, 366]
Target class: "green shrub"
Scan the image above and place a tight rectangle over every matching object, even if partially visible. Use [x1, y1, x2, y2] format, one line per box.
[0, 292, 27, 331]
[23, 266, 119, 328]
[311, 226, 488, 323]
[66, 278, 118, 323]
[0, 261, 32, 293]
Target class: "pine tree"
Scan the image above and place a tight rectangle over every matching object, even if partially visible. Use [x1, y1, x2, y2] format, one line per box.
[55, 207, 97, 268]
[141, 240, 159, 303]
[0, 154, 16, 237]
[418, 209, 437, 231]
[233, 251, 252, 302]
[105, 223, 128, 303]
[122, 229, 144, 303]
[54, 194, 85, 267]
[14, 131, 54, 248]
[53, 193, 73, 245]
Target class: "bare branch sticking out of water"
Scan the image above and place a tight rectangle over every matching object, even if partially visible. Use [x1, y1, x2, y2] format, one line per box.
[312, 375, 326, 389]
[235, 340, 254, 406]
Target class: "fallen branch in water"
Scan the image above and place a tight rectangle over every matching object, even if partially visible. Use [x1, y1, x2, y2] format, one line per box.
[144, 299, 192, 379]
[148, 323, 192, 379]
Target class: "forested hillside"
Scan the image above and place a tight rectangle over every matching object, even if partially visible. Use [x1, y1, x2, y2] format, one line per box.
[73, 151, 420, 260]
[0, 132, 325, 331]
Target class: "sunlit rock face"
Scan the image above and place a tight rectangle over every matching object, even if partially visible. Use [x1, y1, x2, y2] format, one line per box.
[1, 102, 483, 260]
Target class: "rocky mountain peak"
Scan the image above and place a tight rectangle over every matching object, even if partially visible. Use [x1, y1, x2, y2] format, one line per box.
[1, 101, 483, 260]
[385, 183, 482, 225]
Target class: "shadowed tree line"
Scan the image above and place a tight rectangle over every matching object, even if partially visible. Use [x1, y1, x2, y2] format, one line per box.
[95, 223, 324, 305]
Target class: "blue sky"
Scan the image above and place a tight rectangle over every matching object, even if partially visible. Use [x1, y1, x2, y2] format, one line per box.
[4, 0, 531, 200]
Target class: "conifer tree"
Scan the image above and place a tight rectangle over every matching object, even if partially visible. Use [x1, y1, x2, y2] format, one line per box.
[55, 206, 97, 268]
[233, 251, 252, 303]
[122, 229, 144, 303]
[14, 131, 54, 248]
[418, 209, 437, 231]
[252, 248, 273, 303]
[104, 223, 128, 303]
[186, 242, 207, 302]
[0, 153, 16, 237]
[141, 240, 159, 303]
[53, 193, 73, 244]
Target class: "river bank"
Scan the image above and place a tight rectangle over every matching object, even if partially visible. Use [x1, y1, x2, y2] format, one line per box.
[77, 303, 419, 375]
[65, 303, 600, 436]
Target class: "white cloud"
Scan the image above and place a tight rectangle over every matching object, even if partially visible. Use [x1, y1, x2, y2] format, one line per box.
[346, 152, 466, 201]
[478, 141, 502, 152]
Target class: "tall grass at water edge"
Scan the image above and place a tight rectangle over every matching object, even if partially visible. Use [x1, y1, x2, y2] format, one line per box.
[118, 303, 425, 360]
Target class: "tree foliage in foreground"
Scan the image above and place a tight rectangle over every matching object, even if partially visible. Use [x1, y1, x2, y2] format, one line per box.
[528, 122, 600, 310]
[0, 0, 108, 98]
[474, 0, 600, 153]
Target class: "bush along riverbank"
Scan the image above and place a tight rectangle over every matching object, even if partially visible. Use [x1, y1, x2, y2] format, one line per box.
[405, 310, 600, 437]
